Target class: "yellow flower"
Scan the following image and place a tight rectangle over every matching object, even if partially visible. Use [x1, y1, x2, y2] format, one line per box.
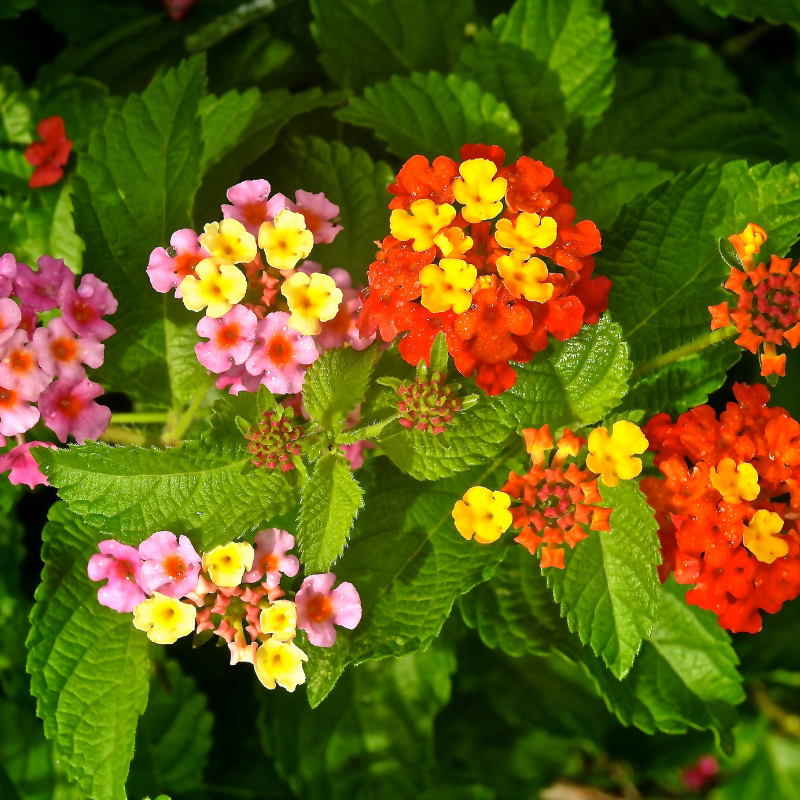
[258, 209, 314, 270]
[390, 200, 456, 252]
[496, 251, 554, 303]
[255, 638, 308, 692]
[180, 259, 247, 318]
[709, 458, 760, 504]
[434, 227, 473, 258]
[452, 159, 507, 223]
[199, 219, 257, 265]
[132, 593, 196, 645]
[743, 509, 788, 564]
[452, 486, 512, 544]
[494, 212, 558, 253]
[419, 258, 477, 314]
[281, 271, 343, 335]
[202, 542, 254, 588]
[586, 421, 649, 488]
[259, 600, 297, 642]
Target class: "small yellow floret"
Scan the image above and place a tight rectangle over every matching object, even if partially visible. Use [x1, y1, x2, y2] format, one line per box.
[390, 200, 456, 252]
[258, 209, 314, 270]
[709, 458, 760, 504]
[259, 600, 297, 642]
[452, 486, 512, 544]
[132, 593, 196, 645]
[434, 227, 473, 258]
[419, 258, 477, 314]
[586, 421, 649, 488]
[453, 159, 507, 223]
[743, 509, 788, 564]
[255, 638, 308, 692]
[199, 219, 257, 265]
[281, 272, 343, 335]
[179, 258, 247, 318]
[202, 542, 254, 588]
[496, 251, 554, 303]
[494, 212, 558, 253]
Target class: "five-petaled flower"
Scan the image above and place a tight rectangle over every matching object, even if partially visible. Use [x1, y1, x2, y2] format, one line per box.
[202, 542, 255, 587]
[180, 259, 247, 318]
[452, 486, 512, 544]
[453, 158, 507, 223]
[258, 209, 314, 270]
[133, 593, 197, 644]
[420, 258, 477, 314]
[281, 271, 343, 335]
[586, 421, 648, 487]
[390, 199, 456, 251]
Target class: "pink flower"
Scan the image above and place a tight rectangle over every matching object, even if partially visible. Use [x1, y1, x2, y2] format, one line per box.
[147, 229, 208, 298]
[286, 190, 342, 244]
[162, 0, 196, 22]
[87, 540, 147, 613]
[215, 363, 262, 395]
[295, 572, 362, 647]
[316, 268, 374, 351]
[38, 377, 111, 443]
[0, 384, 39, 436]
[0, 253, 18, 298]
[195, 304, 257, 373]
[0, 330, 51, 398]
[19, 307, 38, 338]
[0, 441, 56, 488]
[139, 530, 202, 599]
[59, 274, 117, 341]
[0, 297, 21, 347]
[242, 528, 300, 586]
[340, 440, 375, 470]
[222, 180, 288, 238]
[14, 255, 72, 312]
[32, 317, 104, 381]
[245, 311, 318, 395]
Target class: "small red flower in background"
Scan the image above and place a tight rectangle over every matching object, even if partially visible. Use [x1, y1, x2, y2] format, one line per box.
[24, 116, 71, 189]
[162, 0, 197, 22]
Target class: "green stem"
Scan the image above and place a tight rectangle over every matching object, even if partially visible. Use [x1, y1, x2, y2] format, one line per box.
[164, 373, 218, 444]
[110, 412, 170, 425]
[101, 426, 152, 446]
[630, 327, 737, 381]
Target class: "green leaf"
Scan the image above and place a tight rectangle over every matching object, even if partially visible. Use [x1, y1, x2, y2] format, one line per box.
[498, 313, 632, 434]
[695, 0, 800, 24]
[303, 345, 378, 431]
[265, 137, 394, 284]
[0, 147, 31, 195]
[72, 55, 208, 409]
[599, 159, 800, 417]
[581, 579, 745, 753]
[582, 41, 786, 172]
[127, 658, 213, 799]
[26, 503, 150, 800]
[34, 439, 298, 551]
[303, 457, 512, 706]
[456, 0, 615, 147]
[567, 155, 673, 231]
[547, 478, 660, 679]
[309, 0, 475, 91]
[0, 66, 34, 145]
[336, 71, 522, 162]
[297, 453, 364, 574]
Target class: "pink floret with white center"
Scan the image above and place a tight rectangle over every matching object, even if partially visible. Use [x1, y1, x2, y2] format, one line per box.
[295, 572, 362, 648]
[14, 255, 73, 312]
[0, 297, 21, 348]
[245, 311, 318, 396]
[59, 274, 117, 341]
[286, 190, 342, 245]
[195, 304, 258, 373]
[215, 363, 263, 395]
[147, 229, 209, 298]
[32, 317, 104, 381]
[222, 180, 288, 238]
[0, 441, 56, 488]
[0, 383, 40, 436]
[316, 268, 375, 352]
[139, 530, 202, 599]
[38, 376, 111, 443]
[242, 528, 300, 586]
[88, 540, 148, 613]
[0, 253, 19, 299]
[0, 329, 51, 398]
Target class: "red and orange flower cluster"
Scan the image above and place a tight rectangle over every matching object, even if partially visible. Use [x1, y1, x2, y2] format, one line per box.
[356, 144, 607, 394]
[642, 383, 800, 633]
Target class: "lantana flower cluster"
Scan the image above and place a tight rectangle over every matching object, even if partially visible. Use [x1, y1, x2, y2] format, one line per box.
[147, 180, 374, 399]
[0, 252, 117, 488]
[87, 527, 362, 692]
[356, 143, 607, 395]
[642, 383, 800, 633]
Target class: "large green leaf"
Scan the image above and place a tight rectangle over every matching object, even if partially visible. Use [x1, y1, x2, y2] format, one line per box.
[336, 72, 522, 162]
[696, 0, 800, 23]
[309, 0, 475, 91]
[26, 503, 150, 800]
[547, 478, 660, 679]
[0, 66, 33, 145]
[72, 55, 208, 409]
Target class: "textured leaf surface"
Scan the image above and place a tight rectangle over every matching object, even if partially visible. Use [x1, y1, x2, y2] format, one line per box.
[35, 439, 297, 550]
[547, 479, 660, 679]
[26, 503, 150, 800]
[73, 56, 207, 408]
[696, 0, 800, 23]
[0, 66, 33, 145]
[298, 453, 364, 574]
[310, 0, 475, 91]
[337, 72, 522, 162]
[498, 314, 631, 434]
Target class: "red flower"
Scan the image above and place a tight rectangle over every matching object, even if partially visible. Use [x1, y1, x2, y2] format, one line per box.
[388, 154, 459, 210]
[396, 305, 460, 368]
[459, 143, 506, 167]
[24, 116, 71, 188]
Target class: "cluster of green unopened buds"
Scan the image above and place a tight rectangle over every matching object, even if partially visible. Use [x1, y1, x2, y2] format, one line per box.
[245, 407, 303, 470]
[397, 372, 461, 434]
